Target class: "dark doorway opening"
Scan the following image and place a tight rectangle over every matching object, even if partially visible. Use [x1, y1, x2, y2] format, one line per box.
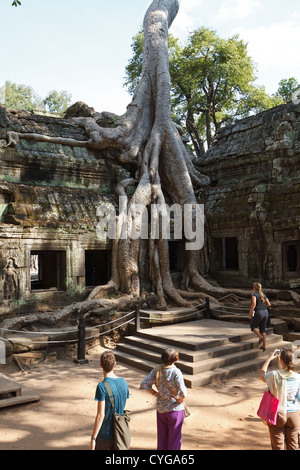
[168, 241, 185, 272]
[282, 241, 300, 278]
[85, 250, 111, 287]
[30, 251, 66, 290]
[214, 237, 239, 270]
[287, 245, 297, 272]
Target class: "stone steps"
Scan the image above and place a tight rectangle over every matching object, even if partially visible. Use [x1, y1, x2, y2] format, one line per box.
[0, 373, 40, 409]
[115, 319, 292, 388]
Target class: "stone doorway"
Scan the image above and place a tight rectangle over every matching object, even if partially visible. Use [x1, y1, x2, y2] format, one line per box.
[30, 251, 66, 291]
[213, 237, 239, 271]
[85, 250, 111, 287]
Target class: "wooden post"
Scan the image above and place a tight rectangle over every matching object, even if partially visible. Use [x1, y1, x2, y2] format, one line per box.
[74, 314, 88, 364]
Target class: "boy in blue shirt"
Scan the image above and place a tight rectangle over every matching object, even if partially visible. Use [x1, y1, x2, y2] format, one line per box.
[90, 351, 129, 450]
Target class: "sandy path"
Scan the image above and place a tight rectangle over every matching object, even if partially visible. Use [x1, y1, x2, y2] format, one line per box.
[0, 346, 275, 451]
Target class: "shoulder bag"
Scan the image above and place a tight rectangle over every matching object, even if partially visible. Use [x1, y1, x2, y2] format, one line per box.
[257, 390, 279, 426]
[103, 379, 131, 450]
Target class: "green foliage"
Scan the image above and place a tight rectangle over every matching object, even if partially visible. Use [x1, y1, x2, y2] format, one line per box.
[124, 29, 144, 95]
[43, 90, 72, 113]
[124, 28, 180, 96]
[275, 77, 300, 103]
[3, 80, 72, 114]
[124, 26, 286, 151]
[12, 0, 21, 6]
[4, 80, 43, 111]
[237, 85, 283, 119]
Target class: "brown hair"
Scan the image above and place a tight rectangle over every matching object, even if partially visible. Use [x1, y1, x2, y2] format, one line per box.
[161, 347, 179, 365]
[280, 349, 294, 372]
[100, 350, 116, 372]
[253, 282, 265, 303]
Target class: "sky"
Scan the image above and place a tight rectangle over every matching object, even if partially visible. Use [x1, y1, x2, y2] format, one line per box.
[0, 0, 299, 115]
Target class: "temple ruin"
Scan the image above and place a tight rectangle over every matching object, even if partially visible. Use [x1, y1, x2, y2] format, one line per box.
[197, 102, 300, 292]
[0, 104, 118, 313]
[0, 101, 300, 317]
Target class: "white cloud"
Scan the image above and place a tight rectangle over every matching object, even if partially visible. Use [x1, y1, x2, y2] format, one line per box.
[232, 18, 300, 91]
[172, 0, 205, 37]
[235, 20, 300, 69]
[217, 0, 263, 21]
[172, 0, 264, 39]
[172, 1, 300, 95]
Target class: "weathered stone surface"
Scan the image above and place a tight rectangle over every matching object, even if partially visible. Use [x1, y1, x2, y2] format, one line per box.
[0, 105, 125, 312]
[0, 182, 113, 229]
[197, 102, 300, 290]
[0, 100, 300, 315]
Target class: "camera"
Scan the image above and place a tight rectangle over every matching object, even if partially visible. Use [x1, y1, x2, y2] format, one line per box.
[274, 349, 281, 356]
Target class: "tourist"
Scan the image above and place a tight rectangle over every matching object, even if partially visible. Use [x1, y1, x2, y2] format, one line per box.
[139, 347, 187, 450]
[249, 282, 270, 351]
[259, 348, 300, 450]
[90, 350, 129, 450]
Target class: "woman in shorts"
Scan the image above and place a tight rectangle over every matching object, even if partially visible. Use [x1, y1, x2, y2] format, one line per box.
[249, 282, 271, 352]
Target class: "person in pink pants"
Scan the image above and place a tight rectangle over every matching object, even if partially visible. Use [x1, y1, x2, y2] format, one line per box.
[140, 347, 187, 450]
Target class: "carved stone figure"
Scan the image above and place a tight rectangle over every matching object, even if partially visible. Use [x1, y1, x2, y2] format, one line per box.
[265, 253, 275, 287]
[3, 258, 18, 301]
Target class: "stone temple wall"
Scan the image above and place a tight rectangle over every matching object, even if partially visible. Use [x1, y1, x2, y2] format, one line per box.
[0, 101, 299, 314]
[0, 105, 128, 314]
[196, 102, 300, 289]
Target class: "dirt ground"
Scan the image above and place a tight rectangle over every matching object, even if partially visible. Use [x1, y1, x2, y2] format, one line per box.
[0, 343, 279, 452]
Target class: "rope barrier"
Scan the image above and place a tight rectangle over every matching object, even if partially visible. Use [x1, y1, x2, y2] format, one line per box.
[4, 317, 137, 345]
[211, 307, 249, 315]
[0, 310, 136, 336]
[84, 317, 136, 341]
[0, 301, 251, 345]
[215, 304, 249, 311]
[0, 301, 208, 349]
[0, 310, 136, 345]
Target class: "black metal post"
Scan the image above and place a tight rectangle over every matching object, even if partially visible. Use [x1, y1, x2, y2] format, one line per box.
[205, 297, 211, 319]
[135, 302, 141, 332]
[74, 314, 89, 364]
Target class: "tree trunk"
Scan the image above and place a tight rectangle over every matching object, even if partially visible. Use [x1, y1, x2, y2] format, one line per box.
[81, 0, 212, 307]
[186, 110, 206, 158]
[205, 107, 213, 148]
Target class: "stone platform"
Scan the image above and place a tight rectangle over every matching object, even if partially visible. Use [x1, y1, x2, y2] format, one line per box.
[115, 319, 292, 388]
[0, 372, 40, 409]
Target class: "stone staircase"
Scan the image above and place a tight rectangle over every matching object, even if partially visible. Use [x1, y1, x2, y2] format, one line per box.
[115, 319, 292, 388]
[0, 373, 41, 409]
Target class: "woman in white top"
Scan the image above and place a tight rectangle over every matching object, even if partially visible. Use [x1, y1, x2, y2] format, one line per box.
[259, 348, 300, 450]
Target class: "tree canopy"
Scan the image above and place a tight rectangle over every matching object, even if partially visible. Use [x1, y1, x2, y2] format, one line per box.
[125, 27, 284, 155]
[3, 80, 72, 114]
[275, 77, 300, 103]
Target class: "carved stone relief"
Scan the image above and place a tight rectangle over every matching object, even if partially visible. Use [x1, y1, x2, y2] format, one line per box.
[0, 241, 22, 305]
